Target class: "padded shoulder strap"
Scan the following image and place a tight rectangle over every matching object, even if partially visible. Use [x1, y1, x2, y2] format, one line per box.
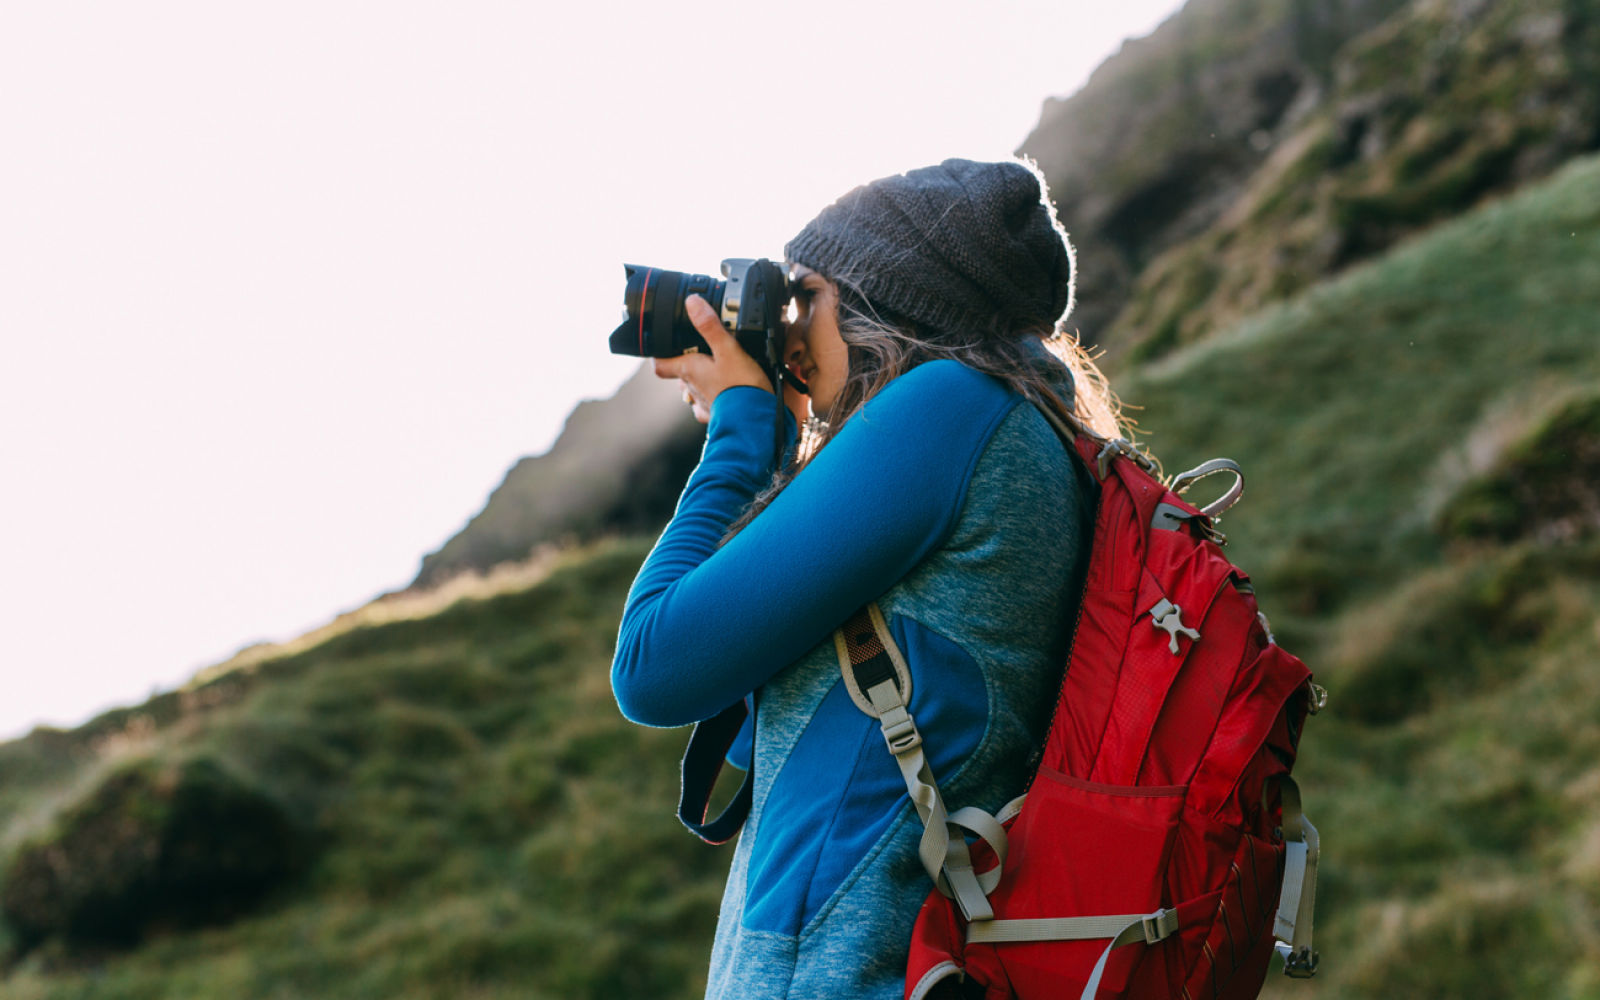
[836, 603, 914, 716]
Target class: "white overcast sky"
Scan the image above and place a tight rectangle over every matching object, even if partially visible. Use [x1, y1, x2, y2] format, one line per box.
[0, 0, 1186, 739]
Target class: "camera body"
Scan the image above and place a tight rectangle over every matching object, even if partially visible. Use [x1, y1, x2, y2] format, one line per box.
[609, 258, 797, 391]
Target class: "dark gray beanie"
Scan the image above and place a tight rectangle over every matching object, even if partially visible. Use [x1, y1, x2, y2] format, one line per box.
[784, 158, 1075, 337]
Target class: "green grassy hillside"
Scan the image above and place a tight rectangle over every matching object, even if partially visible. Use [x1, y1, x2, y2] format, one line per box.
[0, 540, 731, 1000]
[1018, 0, 1410, 344]
[1122, 151, 1600, 614]
[2, 157, 1598, 999]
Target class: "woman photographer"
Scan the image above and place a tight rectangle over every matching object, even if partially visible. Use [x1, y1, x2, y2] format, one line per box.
[611, 159, 1123, 999]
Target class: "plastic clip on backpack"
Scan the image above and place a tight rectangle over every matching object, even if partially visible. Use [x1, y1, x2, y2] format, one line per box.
[676, 405, 1324, 1000]
[835, 406, 1324, 1000]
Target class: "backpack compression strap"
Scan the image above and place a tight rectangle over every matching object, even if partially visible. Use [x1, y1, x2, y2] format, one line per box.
[970, 908, 1182, 1000]
[834, 604, 1009, 923]
[1274, 775, 1320, 977]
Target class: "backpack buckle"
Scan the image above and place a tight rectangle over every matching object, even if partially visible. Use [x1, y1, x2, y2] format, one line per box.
[881, 714, 923, 754]
[1095, 437, 1159, 479]
[1305, 682, 1328, 716]
[1276, 942, 1319, 978]
[1141, 908, 1179, 944]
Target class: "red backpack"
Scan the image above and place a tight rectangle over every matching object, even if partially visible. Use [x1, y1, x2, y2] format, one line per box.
[828, 415, 1325, 1000]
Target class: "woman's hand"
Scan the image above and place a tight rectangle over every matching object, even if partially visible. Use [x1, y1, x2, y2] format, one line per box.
[655, 295, 794, 426]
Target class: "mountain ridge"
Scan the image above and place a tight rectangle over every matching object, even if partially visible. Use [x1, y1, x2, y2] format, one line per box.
[1022, 0, 1600, 364]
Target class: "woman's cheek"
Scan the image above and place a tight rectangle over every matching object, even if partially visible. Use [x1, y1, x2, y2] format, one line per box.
[815, 379, 841, 416]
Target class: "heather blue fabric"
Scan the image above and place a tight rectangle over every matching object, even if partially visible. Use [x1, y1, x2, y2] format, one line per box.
[726, 697, 754, 771]
[782, 618, 985, 930]
[742, 617, 986, 934]
[612, 358, 1096, 1000]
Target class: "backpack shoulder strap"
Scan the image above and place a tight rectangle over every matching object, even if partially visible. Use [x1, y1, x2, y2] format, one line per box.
[835, 603, 1008, 923]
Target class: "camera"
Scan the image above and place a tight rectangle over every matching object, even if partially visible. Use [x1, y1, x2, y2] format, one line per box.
[608, 258, 802, 393]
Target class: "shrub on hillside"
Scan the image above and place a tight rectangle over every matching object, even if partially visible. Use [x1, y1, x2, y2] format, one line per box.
[1, 757, 305, 951]
[1329, 542, 1597, 725]
[1439, 392, 1600, 542]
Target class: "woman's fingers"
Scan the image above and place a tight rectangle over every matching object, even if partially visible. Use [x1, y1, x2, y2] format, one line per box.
[678, 379, 711, 425]
[652, 295, 772, 423]
[655, 347, 714, 389]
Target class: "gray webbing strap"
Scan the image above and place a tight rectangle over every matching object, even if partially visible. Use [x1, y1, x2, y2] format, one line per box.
[836, 604, 1009, 923]
[966, 908, 1177, 944]
[995, 793, 1027, 826]
[1273, 776, 1319, 977]
[947, 806, 1008, 896]
[863, 677, 1000, 922]
[968, 908, 1179, 1000]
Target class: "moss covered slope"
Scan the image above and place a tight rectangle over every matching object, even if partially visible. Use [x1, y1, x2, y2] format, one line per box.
[1020, 0, 1600, 365]
[1109, 0, 1600, 363]
[1, 540, 731, 1000]
[1120, 153, 1600, 997]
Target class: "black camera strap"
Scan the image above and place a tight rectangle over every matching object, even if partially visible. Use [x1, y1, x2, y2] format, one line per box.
[677, 693, 757, 844]
[757, 259, 793, 477]
[772, 367, 790, 475]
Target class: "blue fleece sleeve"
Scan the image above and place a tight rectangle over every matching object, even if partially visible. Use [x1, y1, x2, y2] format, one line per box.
[611, 361, 1020, 727]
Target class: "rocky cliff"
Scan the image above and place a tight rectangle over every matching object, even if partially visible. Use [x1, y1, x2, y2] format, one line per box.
[412, 365, 704, 589]
[1022, 0, 1600, 363]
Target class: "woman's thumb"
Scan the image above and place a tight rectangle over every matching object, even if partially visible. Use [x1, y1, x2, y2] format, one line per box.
[685, 295, 739, 356]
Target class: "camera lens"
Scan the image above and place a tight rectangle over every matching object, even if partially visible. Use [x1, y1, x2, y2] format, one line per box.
[610, 265, 724, 358]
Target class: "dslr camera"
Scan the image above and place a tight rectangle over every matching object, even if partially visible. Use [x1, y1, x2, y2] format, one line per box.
[608, 258, 802, 394]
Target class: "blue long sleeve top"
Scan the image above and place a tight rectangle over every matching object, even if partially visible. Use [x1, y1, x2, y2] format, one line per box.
[614, 361, 1029, 726]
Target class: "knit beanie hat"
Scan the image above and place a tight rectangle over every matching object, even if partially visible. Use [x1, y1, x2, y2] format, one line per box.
[784, 158, 1075, 337]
